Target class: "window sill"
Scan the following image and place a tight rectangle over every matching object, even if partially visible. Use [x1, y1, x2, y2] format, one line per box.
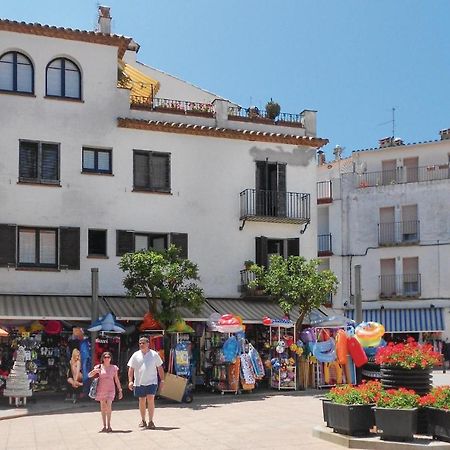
[81, 171, 114, 176]
[0, 90, 35, 97]
[16, 267, 60, 272]
[87, 255, 109, 259]
[132, 188, 172, 195]
[44, 95, 84, 103]
[17, 180, 61, 187]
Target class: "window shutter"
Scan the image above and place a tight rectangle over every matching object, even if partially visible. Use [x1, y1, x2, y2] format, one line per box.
[255, 236, 268, 267]
[133, 152, 149, 188]
[277, 163, 286, 192]
[0, 224, 16, 267]
[287, 238, 299, 257]
[116, 230, 134, 256]
[59, 227, 80, 270]
[41, 144, 59, 181]
[19, 142, 38, 180]
[170, 233, 188, 258]
[277, 163, 287, 217]
[150, 153, 170, 191]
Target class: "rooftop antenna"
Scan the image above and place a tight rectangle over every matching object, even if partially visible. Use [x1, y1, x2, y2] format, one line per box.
[378, 106, 397, 138]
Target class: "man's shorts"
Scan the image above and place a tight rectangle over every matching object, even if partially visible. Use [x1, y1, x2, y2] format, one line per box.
[134, 384, 158, 397]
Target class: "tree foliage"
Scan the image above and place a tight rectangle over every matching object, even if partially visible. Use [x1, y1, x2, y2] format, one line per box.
[119, 245, 204, 327]
[249, 255, 338, 329]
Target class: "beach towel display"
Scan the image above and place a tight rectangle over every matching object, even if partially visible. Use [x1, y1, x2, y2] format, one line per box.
[248, 343, 265, 379]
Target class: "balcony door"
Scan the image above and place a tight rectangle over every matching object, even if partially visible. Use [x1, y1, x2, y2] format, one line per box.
[403, 257, 419, 295]
[255, 236, 299, 267]
[255, 161, 286, 217]
[404, 157, 418, 183]
[380, 258, 396, 297]
[401, 205, 418, 242]
[382, 159, 397, 185]
[379, 207, 395, 244]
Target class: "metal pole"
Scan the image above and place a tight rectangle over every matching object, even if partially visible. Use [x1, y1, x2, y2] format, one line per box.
[91, 268, 99, 364]
[354, 265, 362, 324]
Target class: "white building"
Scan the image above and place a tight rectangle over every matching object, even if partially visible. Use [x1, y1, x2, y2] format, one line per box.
[317, 134, 450, 340]
[0, 9, 327, 323]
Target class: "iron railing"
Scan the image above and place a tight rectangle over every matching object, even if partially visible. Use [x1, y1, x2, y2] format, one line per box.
[130, 96, 214, 115]
[356, 164, 450, 188]
[318, 233, 333, 254]
[227, 106, 303, 126]
[317, 180, 332, 202]
[240, 269, 256, 289]
[379, 273, 421, 297]
[239, 189, 310, 223]
[378, 221, 420, 246]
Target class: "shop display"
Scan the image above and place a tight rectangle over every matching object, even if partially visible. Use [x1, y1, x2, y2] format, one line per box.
[88, 312, 126, 333]
[4, 346, 32, 406]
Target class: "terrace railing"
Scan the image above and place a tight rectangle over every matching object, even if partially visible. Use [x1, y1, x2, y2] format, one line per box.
[379, 273, 421, 298]
[227, 106, 303, 127]
[378, 221, 420, 246]
[130, 96, 214, 116]
[317, 180, 332, 203]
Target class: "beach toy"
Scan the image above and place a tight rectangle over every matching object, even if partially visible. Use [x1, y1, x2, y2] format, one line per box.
[345, 354, 357, 384]
[347, 336, 368, 367]
[355, 322, 385, 347]
[300, 328, 315, 344]
[167, 320, 194, 333]
[312, 338, 336, 363]
[217, 314, 244, 333]
[262, 317, 294, 328]
[43, 321, 62, 335]
[139, 312, 163, 331]
[88, 312, 125, 333]
[336, 329, 348, 365]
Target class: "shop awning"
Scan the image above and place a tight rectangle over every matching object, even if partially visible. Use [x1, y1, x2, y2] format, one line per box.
[345, 307, 445, 333]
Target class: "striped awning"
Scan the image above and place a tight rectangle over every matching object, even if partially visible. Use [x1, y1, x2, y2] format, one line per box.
[345, 308, 444, 333]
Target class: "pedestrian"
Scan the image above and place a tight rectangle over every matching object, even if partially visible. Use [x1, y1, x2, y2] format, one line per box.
[88, 352, 123, 433]
[127, 336, 165, 429]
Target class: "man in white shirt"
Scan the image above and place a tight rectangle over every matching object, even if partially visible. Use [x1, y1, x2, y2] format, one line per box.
[127, 336, 165, 429]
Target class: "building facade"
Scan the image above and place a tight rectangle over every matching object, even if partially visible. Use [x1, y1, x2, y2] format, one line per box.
[317, 134, 450, 340]
[0, 11, 326, 323]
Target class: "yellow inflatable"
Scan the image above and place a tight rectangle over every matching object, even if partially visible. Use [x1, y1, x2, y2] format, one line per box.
[355, 322, 385, 347]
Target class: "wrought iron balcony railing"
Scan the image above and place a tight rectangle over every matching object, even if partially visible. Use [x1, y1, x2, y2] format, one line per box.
[318, 233, 333, 255]
[317, 180, 332, 203]
[227, 106, 303, 127]
[378, 221, 420, 246]
[130, 96, 214, 116]
[379, 273, 421, 298]
[356, 164, 450, 188]
[239, 189, 310, 225]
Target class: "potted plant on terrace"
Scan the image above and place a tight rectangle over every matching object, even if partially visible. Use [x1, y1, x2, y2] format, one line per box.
[324, 381, 379, 436]
[373, 388, 420, 441]
[265, 99, 280, 120]
[420, 385, 450, 442]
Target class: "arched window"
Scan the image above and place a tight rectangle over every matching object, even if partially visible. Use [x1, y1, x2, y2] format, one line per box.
[0, 51, 34, 93]
[46, 58, 81, 99]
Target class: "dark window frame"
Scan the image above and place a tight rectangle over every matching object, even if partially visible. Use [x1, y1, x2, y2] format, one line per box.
[88, 229, 108, 257]
[18, 139, 60, 184]
[45, 57, 82, 100]
[17, 226, 58, 268]
[82, 147, 112, 174]
[133, 150, 171, 193]
[0, 51, 34, 94]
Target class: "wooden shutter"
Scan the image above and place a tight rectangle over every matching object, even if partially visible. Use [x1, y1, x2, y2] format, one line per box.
[116, 230, 134, 256]
[19, 141, 38, 180]
[0, 224, 16, 267]
[170, 233, 188, 258]
[41, 143, 59, 181]
[255, 236, 268, 267]
[277, 163, 287, 217]
[150, 153, 171, 192]
[287, 238, 299, 257]
[133, 151, 149, 189]
[59, 227, 80, 270]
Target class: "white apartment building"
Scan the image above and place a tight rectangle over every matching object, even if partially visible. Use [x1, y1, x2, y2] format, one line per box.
[317, 133, 450, 340]
[0, 9, 327, 324]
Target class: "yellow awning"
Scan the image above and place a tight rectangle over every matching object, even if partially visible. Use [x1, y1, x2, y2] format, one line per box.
[118, 61, 159, 98]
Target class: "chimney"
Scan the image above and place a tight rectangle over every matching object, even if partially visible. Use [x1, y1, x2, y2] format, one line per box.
[440, 128, 450, 140]
[317, 150, 326, 166]
[333, 145, 343, 160]
[98, 6, 111, 34]
[379, 137, 393, 148]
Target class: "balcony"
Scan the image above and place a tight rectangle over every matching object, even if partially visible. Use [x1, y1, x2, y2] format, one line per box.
[379, 274, 421, 298]
[130, 96, 215, 117]
[239, 269, 266, 296]
[317, 180, 332, 204]
[378, 221, 420, 246]
[356, 164, 450, 188]
[239, 189, 310, 226]
[227, 106, 303, 128]
[318, 233, 333, 256]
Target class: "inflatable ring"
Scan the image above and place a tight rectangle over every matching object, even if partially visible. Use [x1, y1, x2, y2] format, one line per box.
[355, 322, 385, 347]
[312, 338, 336, 363]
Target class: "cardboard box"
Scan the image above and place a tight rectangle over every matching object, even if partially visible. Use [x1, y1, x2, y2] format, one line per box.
[158, 372, 187, 403]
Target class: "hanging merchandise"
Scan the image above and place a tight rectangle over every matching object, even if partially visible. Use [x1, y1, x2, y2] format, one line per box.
[139, 312, 163, 331]
[3, 346, 32, 406]
[223, 336, 239, 363]
[239, 352, 255, 391]
[174, 341, 190, 377]
[355, 322, 385, 347]
[216, 314, 244, 334]
[347, 335, 368, 368]
[88, 312, 125, 333]
[336, 329, 348, 365]
[313, 338, 337, 363]
[248, 343, 265, 379]
[167, 320, 194, 334]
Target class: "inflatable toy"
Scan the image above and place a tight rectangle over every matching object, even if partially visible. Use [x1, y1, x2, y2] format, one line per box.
[262, 316, 294, 328]
[336, 329, 348, 365]
[88, 312, 125, 333]
[300, 328, 315, 344]
[139, 312, 163, 331]
[43, 320, 62, 335]
[217, 314, 244, 333]
[167, 320, 194, 334]
[363, 339, 386, 357]
[324, 361, 343, 385]
[347, 336, 368, 367]
[312, 338, 336, 363]
[223, 336, 239, 362]
[355, 322, 385, 347]
[345, 354, 357, 384]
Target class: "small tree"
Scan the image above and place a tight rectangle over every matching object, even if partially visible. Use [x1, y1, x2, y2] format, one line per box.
[249, 255, 338, 330]
[119, 245, 204, 327]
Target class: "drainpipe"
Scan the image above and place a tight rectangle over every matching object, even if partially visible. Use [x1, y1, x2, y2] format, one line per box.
[354, 265, 362, 324]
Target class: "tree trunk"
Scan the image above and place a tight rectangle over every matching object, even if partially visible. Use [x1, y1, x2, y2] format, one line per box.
[295, 309, 307, 332]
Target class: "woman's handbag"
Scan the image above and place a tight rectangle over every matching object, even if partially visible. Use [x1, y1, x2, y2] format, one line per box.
[88, 365, 100, 399]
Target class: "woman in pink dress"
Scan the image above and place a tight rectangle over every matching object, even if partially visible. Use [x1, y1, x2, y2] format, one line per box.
[88, 352, 123, 432]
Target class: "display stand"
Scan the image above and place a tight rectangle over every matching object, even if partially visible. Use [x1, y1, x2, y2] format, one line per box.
[270, 324, 296, 390]
[142, 329, 165, 363]
[205, 331, 241, 395]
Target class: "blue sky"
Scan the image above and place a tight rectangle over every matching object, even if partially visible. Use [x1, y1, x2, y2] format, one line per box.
[2, 1, 450, 158]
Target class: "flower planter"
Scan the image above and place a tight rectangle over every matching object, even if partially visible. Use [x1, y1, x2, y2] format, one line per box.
[373, 407, 418, 441]
[427, 407, 450, 442]
[380, 366, 432, 395]
[327, 403, 374, 436]
[321, 399, 331, 426]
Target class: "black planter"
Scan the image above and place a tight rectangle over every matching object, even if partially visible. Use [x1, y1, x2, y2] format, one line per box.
[427, 407, 450, 443]
[321, 399, 331, 426]
[380, 366, 432, 395]
[327, 403, 375, 436]
[374, 407, 418, 441]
